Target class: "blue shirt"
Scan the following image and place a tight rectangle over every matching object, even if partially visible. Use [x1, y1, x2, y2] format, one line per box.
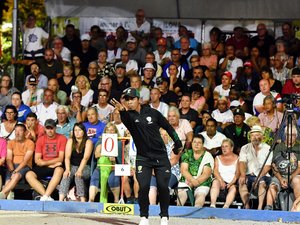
[17, 104, 32, 123]
[83, 120, 106, 146]
[56, 117, 76, 139]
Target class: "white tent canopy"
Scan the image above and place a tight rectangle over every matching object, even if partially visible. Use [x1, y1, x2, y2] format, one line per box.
[45, 0, 300, 20]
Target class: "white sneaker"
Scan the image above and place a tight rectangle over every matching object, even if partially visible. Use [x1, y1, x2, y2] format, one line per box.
[139, 217, 150, 225]
[160, 217, 168, 225]
[7, 191, 14, 200]
[40, 195, 54, 201]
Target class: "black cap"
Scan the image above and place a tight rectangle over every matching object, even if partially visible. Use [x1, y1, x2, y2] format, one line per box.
[116, 63, 126, 69]
[233, 108, 245, 117]
[44, 119, 56, 128]
[28, 75, 37, 85]
[123, 88, 140, 98]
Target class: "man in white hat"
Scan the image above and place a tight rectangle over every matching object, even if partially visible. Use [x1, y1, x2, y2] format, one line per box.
[142, 63, 156, 90]
[239, 125, 272, 210]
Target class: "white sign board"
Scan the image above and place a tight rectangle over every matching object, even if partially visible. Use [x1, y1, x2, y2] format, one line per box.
[101, 133, 118, 157]
[115, 164, 131, 176]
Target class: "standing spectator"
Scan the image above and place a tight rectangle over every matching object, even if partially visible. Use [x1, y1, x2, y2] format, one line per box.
[80, 33, 98, 69]
[59, 123, 93, 202]
[90, 25, 106, 51]
[0, 124, 34, 199]
[23, 14, 49, 60]
[25, 119, 67, 201]
[129, 9, 151, 40]
[225, 26, 249, 59]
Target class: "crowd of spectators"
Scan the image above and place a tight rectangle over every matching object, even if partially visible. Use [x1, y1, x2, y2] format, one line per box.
[0, 9, 300, 212]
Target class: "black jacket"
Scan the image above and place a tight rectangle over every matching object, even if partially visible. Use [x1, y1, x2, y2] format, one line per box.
[120, 106, 182, 159]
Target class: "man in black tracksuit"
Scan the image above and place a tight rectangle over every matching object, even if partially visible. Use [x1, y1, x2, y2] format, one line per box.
[111, 88, 182, 225]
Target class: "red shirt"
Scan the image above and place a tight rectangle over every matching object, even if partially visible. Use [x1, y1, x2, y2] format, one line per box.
[282, 79, 300, 96]
[35, 134, 67, 161]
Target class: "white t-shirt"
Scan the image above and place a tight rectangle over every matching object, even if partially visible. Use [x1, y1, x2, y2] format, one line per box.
[116, 60, 138, 73]
[53, 47, 71, 63]
[22, 88, 44, 109]
[150, 102, 169, 118]
[24, 26, 49, 57]
[139, 86, 150, 103]
[219, 57, 243, 80]
[200, 131, 227, 150]
[211, 109, 234, 124]
[92, 103, 115, 124]
[34, 102, 59, 126]
[107, 48, 122, 64]
[214, 85, 231, 97]
[128, 20, 151, 34]
[153, 50, 171, 65]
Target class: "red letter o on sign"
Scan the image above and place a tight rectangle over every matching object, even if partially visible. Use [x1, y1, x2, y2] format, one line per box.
[104, 137, 114, 152]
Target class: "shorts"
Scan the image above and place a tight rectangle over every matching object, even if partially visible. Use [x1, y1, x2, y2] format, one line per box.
[5, 164, 30, 181]
[90, 167, 120, 188]
[32, 166, 60, 180]
[246, 175, 271, 191]
[177, 182, 210, 196]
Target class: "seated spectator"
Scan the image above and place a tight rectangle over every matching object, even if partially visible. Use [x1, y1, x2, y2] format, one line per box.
[11, 92, 31, 123]
[260, 65, 282, 94]
[149, 88, 169, 118]
[34, 89, 59, 126]
[87, 61, 101, 93]
[72, 54, 88, 77]
[83, 107, 106, 146]
[57, 63, 76, 97]
[90, 25, 106, 51]
[56, 105, 76, 139]
[177, 134, 214, 207]
[0, 74, 19, 109]
[194, 110, 211, 134]
[149, 129, 181, 205]
[79, 34, 98, 69]
[144, 52, 162, 77]
[68, 91, 87, 123]
[89, 123, 121, 203]
[25, 112, 44, 142]
[22, 76, 44, 110]
[174, 25, 199, 51]
[59, 123, 93, 202]
[129, 9, 151, 40]
[72, 75, 94, 108]
[258, 95, 283, 132]
[0, 105, 20, 140]
[214, 71, 233, 97]
[52, 36, 71, 63]
[265, 126, 300, 210]
[253, 79, 283, 115]
[153, 37, 171, 65]
[189, 84, 206, 113]
[115, 49, 138, 76]
[130, 75, 150, 105]
[187, 66, 210, 100]
[167, 106, 193, 148]
[92, 89, 115, 124]
[156, 77, 178, 107]
[211, 96, 233, 130]
[199, 42, 218, 85]
[270, 52, 291, 85]
[62, 24, 81, 56]
[141, 63, 156, 90]
[126, 36, 147, 67]
[228, 87, 248, 113]
[168, 64, 187, 96]
[0, 138, 6, 190]
[179, 93, 199, 129]
[0, 124, 34, 199]
[111, 109, 127, 137]
[106, 35, 121, 64]
[282, 67, 300, 97]
[209, 27, 224, 58]
[249, 46, 267, 74]
[210, 139, 239, 208]
[47, 78, 67, 105]
[200, 118, 227, 157]
[96, 50, 115, 78]
[25, 119, 67, 201]
[225, 26, 249, 59]
[238, 125, 272, 209]
[25, 62, 48, 90]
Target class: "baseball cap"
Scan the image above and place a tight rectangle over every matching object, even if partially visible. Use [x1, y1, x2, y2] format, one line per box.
[44, 119, 56, 128]
[106, 35, 116, 42]
[230, 100, 241, 108]
[126, 36, 136, 43]
[157, 37, 167, 46]
[115, 63, 126, 69]
[222, 71, 232, 80]
[233, 108, 245, 117]
[244, 61, 253, 67]
[123, 88, 140, 98]
[81, 33, 91, 41]
[143, 63, 155, 71]
[28, 75, 37, 85]
[249, 125, 263, 134]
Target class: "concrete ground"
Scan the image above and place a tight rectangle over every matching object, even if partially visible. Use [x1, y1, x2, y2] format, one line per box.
[0, 211, 291, 225]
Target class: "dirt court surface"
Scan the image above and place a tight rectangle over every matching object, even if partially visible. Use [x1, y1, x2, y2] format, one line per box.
[0, 211, 294, 225]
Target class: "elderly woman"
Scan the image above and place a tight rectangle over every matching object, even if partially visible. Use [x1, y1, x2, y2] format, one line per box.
[72, 75, 94, 108]
[209, 139, 239, 208]
[59, 123, 93, 202]
[167, 106, 193, 148]
[96, 49, 115, 78]
[177, 134, 214, 207]
[68, 91, 87, 123]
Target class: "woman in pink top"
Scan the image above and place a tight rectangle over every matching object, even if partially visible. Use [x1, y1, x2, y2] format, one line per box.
[209, 138, 239, 208]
